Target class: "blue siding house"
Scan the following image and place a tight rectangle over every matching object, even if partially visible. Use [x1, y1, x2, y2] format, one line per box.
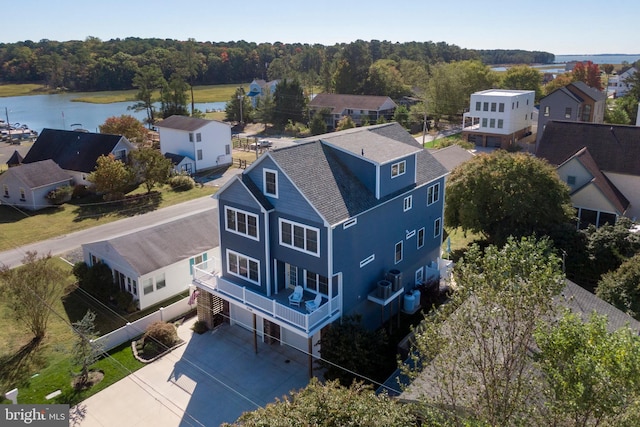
[192, 123, 448, 361]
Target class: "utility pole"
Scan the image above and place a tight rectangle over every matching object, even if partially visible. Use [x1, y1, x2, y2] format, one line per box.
[238, 92, 244, 126]
[421, 100, 428, 146]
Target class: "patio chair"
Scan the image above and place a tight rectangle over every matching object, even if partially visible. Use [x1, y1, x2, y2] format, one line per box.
[305, 294, 323, 312]
[288, 285, 303, 306]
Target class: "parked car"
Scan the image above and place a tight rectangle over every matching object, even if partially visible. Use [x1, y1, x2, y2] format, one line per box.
[249, 139, 272, 149]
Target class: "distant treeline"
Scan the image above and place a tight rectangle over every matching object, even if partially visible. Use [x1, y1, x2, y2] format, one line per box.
[0, 37, 554, 93]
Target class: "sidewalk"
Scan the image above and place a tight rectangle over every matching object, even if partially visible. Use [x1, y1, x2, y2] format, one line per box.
[73, 317, 311, 426]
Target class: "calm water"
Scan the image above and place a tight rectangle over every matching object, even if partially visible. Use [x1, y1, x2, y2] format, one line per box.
[554, 54, 640, 65]
[0, 93, 226, 134]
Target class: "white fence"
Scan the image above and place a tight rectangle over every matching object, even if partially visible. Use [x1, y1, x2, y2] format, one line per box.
[93, 296, 194, 352]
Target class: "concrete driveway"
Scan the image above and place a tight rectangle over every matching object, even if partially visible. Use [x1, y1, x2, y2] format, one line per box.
[73, 317, 311, 426]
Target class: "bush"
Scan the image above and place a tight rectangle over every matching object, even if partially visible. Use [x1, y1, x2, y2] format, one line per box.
[191, 320, 209, 334]
[72, 184, 90, 198]
[144, 321, 179, 349]
[46, 185, 73, 204]
[169, 174, 196, 191]
[115, 291, 136, 313]
[73, 261, 118, 302]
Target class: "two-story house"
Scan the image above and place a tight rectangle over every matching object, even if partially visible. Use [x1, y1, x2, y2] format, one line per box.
[536, 81, 606, 148]
[536, 120, 640, 228]
[246, 79, 280, 108]
[462, 89, 535, 149]
[192, 123, 448, 365]
[156, 115, 232, 174]
[21, 128, 135, 187]
[308, 94, 397, 130]
[607, 67, 637, 98]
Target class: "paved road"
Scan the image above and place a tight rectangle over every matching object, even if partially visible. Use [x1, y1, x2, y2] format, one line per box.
[0, 195, 218, 269]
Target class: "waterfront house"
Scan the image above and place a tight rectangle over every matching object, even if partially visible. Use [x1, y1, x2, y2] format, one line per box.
[156, 115, 232, 173]
[0, 159, 72, 211]
[607, 67, 637, 98]
[308, 94, 397, 130]
[246, 79, 280, 108]
[462, 89, 536, 149]
[21, 128, 134, 187]
[536, 120, 640, 227]
[192, 123, 448, 364]
[82, 210, 218, 310]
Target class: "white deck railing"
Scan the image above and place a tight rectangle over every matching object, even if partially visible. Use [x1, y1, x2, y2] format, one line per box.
[192, 263, 341, 334]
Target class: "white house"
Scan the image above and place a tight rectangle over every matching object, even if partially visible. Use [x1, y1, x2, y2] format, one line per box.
[156, 116, 232, 173]
[462, 89, 536, 149]
[607, 67, 637, 98]
[0, 159, 72, 211]
[82, 210, 219, 310]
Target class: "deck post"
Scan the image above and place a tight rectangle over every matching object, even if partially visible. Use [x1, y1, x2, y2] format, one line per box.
[308, 337, 313, 379]
[253, 313, 258, 354]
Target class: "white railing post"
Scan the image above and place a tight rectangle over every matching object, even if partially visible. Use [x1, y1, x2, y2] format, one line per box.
[159, 306, 165, 321]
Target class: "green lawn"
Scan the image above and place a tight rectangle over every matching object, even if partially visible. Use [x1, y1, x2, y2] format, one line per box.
[0, 184, 215, 252]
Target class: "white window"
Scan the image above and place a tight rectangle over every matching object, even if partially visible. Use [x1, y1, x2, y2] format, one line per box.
[415, 268, 424, 285]
[143, 278, 154, 295]
[391, 160, 406, 178]
[225, 144, 230, 155]
[306, 271, 328, 295]
[497, 119, 504, 129]
[417, 227, 425, 249]
[567, 175, 576, 185]
[544, 106, 550, 116]
[197, 149, 203, 161]
[196, 133, 202, 142]
[434, 217, 441, 238]
[395, 241, 403, 264]
[280, 219, 320, 256]
[227, 250, 260, 284]
[406, 229, 416, 239]
[155, 273, 166, 290]
[565, 107, 572, 119]
[427, 183, 440, 205]
[343, 218, 357, 229]
[263, 169, 278, 197]
[3, 184, 8, 197]
[490, 119, 495, 128]
[482, 118, 488, 127]
[189, 133, 194, 142]
[475, 101, 481, 111]
[225, 206, 259, 240]
[403, 195, 413, 211]
[499, 103, 505, 112]
[19, 188, 25, 200]
[360, 254, 375, 268]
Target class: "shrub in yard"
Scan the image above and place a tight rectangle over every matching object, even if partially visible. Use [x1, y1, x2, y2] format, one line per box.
[73, 261, 118, 303]
[72, 184, 90, 198]
[47, 185, 73, 204]
[115, 291, 136, 313]
[191, 320, 209, 334]
[169, 174, 196, 191]
[144, 321, 179, 349]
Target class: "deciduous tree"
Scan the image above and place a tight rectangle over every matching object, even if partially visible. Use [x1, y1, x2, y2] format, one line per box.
[87, 154, 133, 201]
[222, 378, 415, 427]
[572, 61, 603, 90]
[597, 252, 640, 320]
[71, 310, 104, 388]
[445, 150, 574, 246]
[535, 311, 640, 426]
[129, 147, 173, 194]
[99, 115, 147, 144]
[405, 237, 565, 426]
[0, 252, 72, 340]
[500, 65, 543, 100]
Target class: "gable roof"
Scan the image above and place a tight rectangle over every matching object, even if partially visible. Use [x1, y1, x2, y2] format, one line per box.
[567, 81, 607, 102]
[83, 210, 218, 276]
[155, 115, 224, 132]
[536, 121, 640, 176]
[562, 147, 629, 214]
[542, 86, 584, 104]
[164, 152, 190, 165]
[6, 150, 23, 166]
[22, 129, 128, 173]
[266, 123, 447, 225]
[308, 93, 397, 114]
[2, 159, 71, 189]
[429, 145, 475, 172]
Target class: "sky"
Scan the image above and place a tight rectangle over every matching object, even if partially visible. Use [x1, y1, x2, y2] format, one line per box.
[2, 0, 638, 56]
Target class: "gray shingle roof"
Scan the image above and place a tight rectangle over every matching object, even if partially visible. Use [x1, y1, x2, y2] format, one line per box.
[5, 159, 71, 189]
[309, 93, 396, 114]
[155, 115, 225, 132]
[429, 145, 475, 172]
[269, 124, 448, 225]
[84, 210, 218, 276]
[536, 121, 640, 176]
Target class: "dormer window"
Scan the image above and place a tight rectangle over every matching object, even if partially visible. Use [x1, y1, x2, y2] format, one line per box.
[263, 169, 278, 198]
[391, 160, 406, 178]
